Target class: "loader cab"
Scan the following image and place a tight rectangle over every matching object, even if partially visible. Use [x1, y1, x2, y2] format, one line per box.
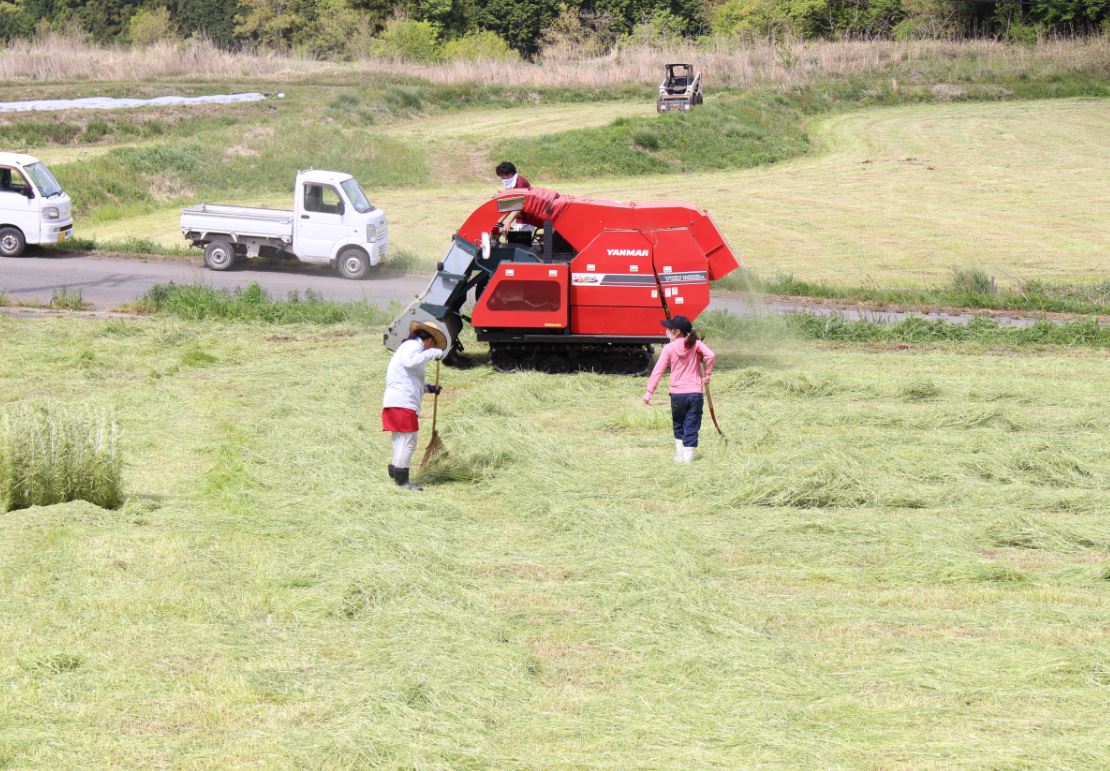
[663, 64, 693, 94]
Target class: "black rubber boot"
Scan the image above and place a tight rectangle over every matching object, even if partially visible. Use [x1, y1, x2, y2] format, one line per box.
[394, 467, 423, 491]
[387, 464, 396, 480]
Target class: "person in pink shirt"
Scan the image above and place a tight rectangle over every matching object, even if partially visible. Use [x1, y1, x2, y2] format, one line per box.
[642, 315, 716, 463]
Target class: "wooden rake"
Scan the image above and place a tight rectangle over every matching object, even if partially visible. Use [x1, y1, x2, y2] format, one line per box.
[419, 360, 448, 470]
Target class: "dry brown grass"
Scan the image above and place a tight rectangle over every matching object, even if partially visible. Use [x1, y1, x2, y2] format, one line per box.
[1, 32, 1106, 87]
[395, 36, 1110, 88]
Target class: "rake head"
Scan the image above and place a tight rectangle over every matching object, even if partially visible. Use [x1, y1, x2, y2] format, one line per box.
[419, 430, 447, 471]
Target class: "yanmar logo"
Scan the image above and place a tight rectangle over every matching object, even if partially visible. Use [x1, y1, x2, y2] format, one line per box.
[606, 248, 649, 257]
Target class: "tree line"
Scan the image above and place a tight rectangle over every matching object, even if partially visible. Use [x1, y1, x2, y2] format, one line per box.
[1, 0, 1106, 59]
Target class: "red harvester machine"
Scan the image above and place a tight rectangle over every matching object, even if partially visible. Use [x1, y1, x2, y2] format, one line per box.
[383, 187, 739, 373]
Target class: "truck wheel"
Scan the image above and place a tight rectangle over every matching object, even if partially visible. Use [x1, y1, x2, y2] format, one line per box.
[336, 247, 370, 280]
[203, 239, 237, 271]
[0, 227, 26, 258]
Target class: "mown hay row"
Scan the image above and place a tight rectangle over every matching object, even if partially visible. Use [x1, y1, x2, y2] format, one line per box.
[0, 402, 123, 512]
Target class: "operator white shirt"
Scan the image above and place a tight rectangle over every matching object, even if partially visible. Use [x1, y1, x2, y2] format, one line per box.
[382, 338, 443, 416]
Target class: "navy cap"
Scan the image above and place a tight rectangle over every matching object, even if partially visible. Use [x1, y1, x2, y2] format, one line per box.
[661, 315, 692, 334]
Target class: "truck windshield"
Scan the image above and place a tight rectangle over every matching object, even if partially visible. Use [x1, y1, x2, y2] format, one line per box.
[25, 162, 63, 198]
[340, 178, 373, 213]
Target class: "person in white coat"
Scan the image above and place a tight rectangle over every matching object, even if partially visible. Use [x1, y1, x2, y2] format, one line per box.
[382, 320, 447, 490]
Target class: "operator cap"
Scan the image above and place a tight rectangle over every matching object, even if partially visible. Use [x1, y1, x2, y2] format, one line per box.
[661, 315, 693, 334]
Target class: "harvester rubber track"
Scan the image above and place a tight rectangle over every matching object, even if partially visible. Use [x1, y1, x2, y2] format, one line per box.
[489, 342, 654, 376]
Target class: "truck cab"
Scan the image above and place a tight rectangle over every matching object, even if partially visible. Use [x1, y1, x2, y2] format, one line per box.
[0, 152, 74, 258]
[292, 170, 386, 267]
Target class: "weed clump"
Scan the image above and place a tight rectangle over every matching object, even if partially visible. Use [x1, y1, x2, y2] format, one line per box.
[950, 266, 995, 296]
[0, 402, 123, 512]
[899, 379, 941, 401]
[49, 286, 88, 310]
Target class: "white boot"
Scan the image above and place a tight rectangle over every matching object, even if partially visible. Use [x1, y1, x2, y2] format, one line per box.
[682, 446, 696, 463]
[674, 439, 684, 463]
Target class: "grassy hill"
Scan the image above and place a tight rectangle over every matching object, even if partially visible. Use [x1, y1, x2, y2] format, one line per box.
[47, 94, 1110, 291]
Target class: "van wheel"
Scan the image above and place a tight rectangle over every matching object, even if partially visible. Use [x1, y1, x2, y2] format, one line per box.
[336, 247, 370, 280]
[0, 227, 26, 258]
[203, 239, 237, 271]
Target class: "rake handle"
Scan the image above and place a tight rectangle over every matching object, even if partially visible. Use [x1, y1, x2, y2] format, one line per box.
[429, 359, 440, 435]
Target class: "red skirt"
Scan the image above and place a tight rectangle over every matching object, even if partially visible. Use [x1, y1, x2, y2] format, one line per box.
[381, 407, 419, 432]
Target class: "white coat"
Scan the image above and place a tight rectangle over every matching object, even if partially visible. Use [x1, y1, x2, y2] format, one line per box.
[382, 338, 443, 415]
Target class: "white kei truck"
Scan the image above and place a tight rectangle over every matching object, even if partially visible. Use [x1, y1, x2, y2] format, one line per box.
[0, 152, 74, 258]
[180, 170, 388, 279]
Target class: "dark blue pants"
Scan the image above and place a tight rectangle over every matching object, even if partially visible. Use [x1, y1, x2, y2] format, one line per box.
[670, 393, 704, 448]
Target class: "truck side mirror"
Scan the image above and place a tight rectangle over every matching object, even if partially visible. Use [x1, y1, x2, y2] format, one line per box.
[24, 187, 34, 199]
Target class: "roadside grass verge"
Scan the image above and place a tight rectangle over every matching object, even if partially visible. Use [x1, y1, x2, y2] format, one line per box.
[702, 309, 1110, 348]
[718, 269, 1110, 317]
[0, 401, 123, 512]
[1, 311, 1108, 767]
[48, 286, 91, 311]
[131, 282, 397, 325]
[128, 283, 1110, 348]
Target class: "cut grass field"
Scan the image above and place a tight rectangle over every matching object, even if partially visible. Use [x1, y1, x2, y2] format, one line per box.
[72, 95, 1110, 290]
[1, 308, 1109, 767]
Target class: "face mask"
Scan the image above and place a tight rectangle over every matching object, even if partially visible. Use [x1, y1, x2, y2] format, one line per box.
[501, 175, 515, 189]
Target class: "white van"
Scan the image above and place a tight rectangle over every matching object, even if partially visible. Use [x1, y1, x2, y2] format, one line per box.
[0, 152, 74, 258]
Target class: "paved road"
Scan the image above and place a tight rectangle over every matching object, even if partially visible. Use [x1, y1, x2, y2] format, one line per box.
[0, 251, 1069, 328]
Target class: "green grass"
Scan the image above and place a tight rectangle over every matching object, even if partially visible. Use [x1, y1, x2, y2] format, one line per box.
[0, 401, 123, 512]
[131, 282, 398, 325]
[1, 310, 1109, 766]
[718, 268, 1110, 316]
[7, 77, 1103, 290]
[492, 74, 1108, 182]
[48, 286, 90, 311]
[493, 91, 811, 178]
[131, 284, 1110, 347]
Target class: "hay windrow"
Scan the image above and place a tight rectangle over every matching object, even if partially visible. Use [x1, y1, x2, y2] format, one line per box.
[3, 314, 1110, 768]
[0, 401, 123, 512]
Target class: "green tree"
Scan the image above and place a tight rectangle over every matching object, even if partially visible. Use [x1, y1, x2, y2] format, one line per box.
[0, 0, 34, 41]
[167, 0, 241, 44]
[472, 0, 560, 57]
[74, 0, 143, 40]
[128, 5, 176, 42]
[440, 27, 518, 60]
[370, 16, 440, 60]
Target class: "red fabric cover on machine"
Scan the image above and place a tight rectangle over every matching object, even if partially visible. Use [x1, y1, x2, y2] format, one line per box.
[520, 188, 570, 227]
[381, 407, 419, 432]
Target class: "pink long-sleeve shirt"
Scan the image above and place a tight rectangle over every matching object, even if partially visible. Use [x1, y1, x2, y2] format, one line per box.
[644, 338, 715, 398]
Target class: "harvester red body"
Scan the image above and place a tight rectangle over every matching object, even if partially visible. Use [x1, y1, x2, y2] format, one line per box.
[384, 187, 738, 372]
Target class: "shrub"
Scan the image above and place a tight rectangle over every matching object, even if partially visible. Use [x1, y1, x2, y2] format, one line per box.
[440, 29, 519, 62]
[128, 7, 176, 45]
[712, 0, 792, 37]
[0, 402, 123, 512]
[371, 18, 441, 63]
